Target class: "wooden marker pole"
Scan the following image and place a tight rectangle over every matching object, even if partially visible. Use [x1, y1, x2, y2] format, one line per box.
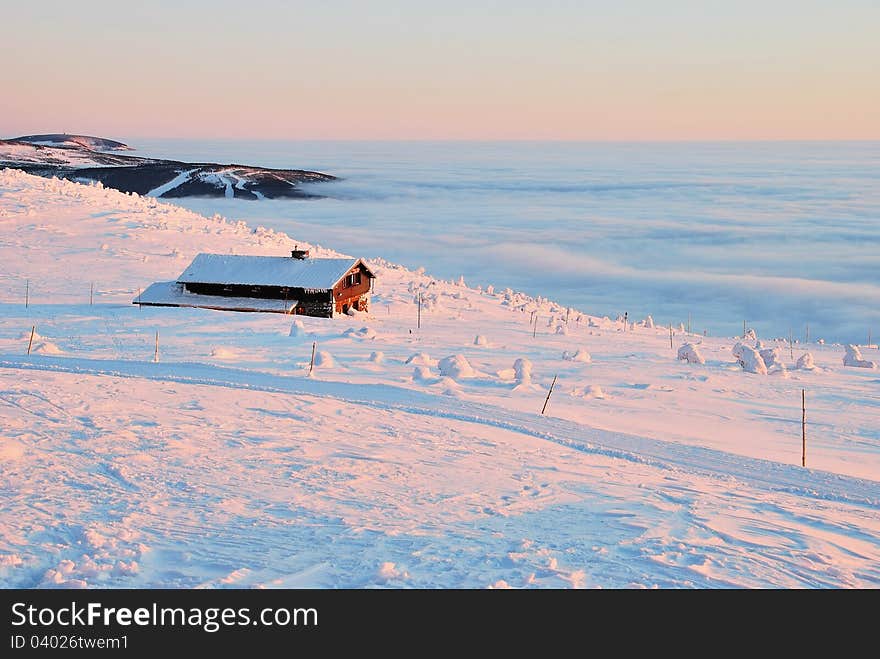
[27, 325, 35, 355]
[90, 282, 94, 306]
[533, 315, 538, 338]
[541, 375, 558, 415]
[669, 325, 673, 349]
[789, 328, 794, 360]
[743, 319, 746, 338]
[25, 280, 29, 308]
[309, 341, 317, 375]
[417, 292, 421, 329]
[801, 389, 806, 467]
[154, 331, 159, 363]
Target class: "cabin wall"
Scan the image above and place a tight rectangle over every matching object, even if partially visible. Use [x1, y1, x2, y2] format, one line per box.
[332, 267, 372, 314]
[183, 283, 335, 317]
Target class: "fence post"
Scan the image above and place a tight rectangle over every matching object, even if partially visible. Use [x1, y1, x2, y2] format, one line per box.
[541, 375, 558, 415]
[27, 325, 35, 355]
[802, 389, 806, 467]
[309, 341, 317, 375]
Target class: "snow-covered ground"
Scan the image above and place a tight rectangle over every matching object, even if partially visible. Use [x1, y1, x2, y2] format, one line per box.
[1, 168, 878, 588]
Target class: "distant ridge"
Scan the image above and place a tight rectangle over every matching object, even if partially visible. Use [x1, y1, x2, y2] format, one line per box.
[12, 133, 133, 151]
[0, 133, 336, 199]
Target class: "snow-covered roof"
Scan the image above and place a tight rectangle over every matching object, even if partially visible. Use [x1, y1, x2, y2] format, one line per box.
[136, 281, 298, 313]
[176, 253, 372, 289]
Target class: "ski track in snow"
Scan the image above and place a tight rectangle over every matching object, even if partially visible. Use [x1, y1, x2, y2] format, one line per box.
[146, 168, 198, 198]
[2, 354, 877, 508]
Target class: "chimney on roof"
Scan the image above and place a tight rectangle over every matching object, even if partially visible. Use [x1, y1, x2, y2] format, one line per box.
[291, 245, 310, 259]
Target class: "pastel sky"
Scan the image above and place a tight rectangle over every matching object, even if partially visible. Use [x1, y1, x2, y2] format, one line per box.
[2, 1, 878, 140]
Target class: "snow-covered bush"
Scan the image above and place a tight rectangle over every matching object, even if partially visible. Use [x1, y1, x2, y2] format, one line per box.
[677, 343, 705, 364]
[405, 352, 437, 367]
[562, 349, 591, 363]
[796, 353, 815, 370]
[733, 342, 767, 375]
[438, 355, 476, 379]
[843, 345, 877, 369]
[513, 358, 532, 385]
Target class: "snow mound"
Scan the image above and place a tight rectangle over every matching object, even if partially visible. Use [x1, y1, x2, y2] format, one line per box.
[677, 343, 705, 364]
[288, 320, 306, 337]
[438, 354, 476, 379]
[342, 326, 378, 340]
[18, 329, 43, 341]
[32, 341, 63, 355]
[413, 366, 434, 382]
[513, 358, 532, 385]
[313, 351, 334, 368]
[843, 345, 877, 369]
[733, 342, 767, 375]
[376, 562, 408, 581]
[368, 351, 384, 363]
[473, 334, 489, 346]
[210, 347, 242, 360]
[562, 349, 592, 363]
[642, 315, 654, 329]
[796, 353, 816, 370]
[405, 352, 438, 367]
[574, 384, 605, 399]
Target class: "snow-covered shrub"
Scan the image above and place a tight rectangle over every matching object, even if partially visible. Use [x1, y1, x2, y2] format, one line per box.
[413, 365, 433, 381]
[289, 320, 305, 337]
[438, 354, 476, 379]
[405, 352, 437, 367]
[843, 345, 877, 369]
[343, 326, 377, 339]
[677, 343, 705, 364]
[513, 358, 532, 385]
[578, 384, 605, 399]
[796, 353, 815, 370]
[313, 351, 334, 368]
[733, 342, 767, 375]
[562, 349, 591, 363]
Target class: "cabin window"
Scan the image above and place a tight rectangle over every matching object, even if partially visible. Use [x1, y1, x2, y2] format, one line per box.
[347, 272, 361, 287]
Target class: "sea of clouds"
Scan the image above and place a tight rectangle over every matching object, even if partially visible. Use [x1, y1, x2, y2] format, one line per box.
[139, 139, 880, 344]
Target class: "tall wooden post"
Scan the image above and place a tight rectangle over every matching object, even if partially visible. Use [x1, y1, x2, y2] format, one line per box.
[90, 282, 94, 306]
[417, 292, 421, 330]
[154, 331, 159, 363]
[669, 325, 673, 349]
[533, 315, 537, 338]
[27, 325, 35, 355]
[789, 329, 794, 360]
[25, 279, 29, 308]
[802, 389, 806, 467]
[309, 341, 317, 375]
[541, 375, 558, 415]
[743, 319, 746, 338]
